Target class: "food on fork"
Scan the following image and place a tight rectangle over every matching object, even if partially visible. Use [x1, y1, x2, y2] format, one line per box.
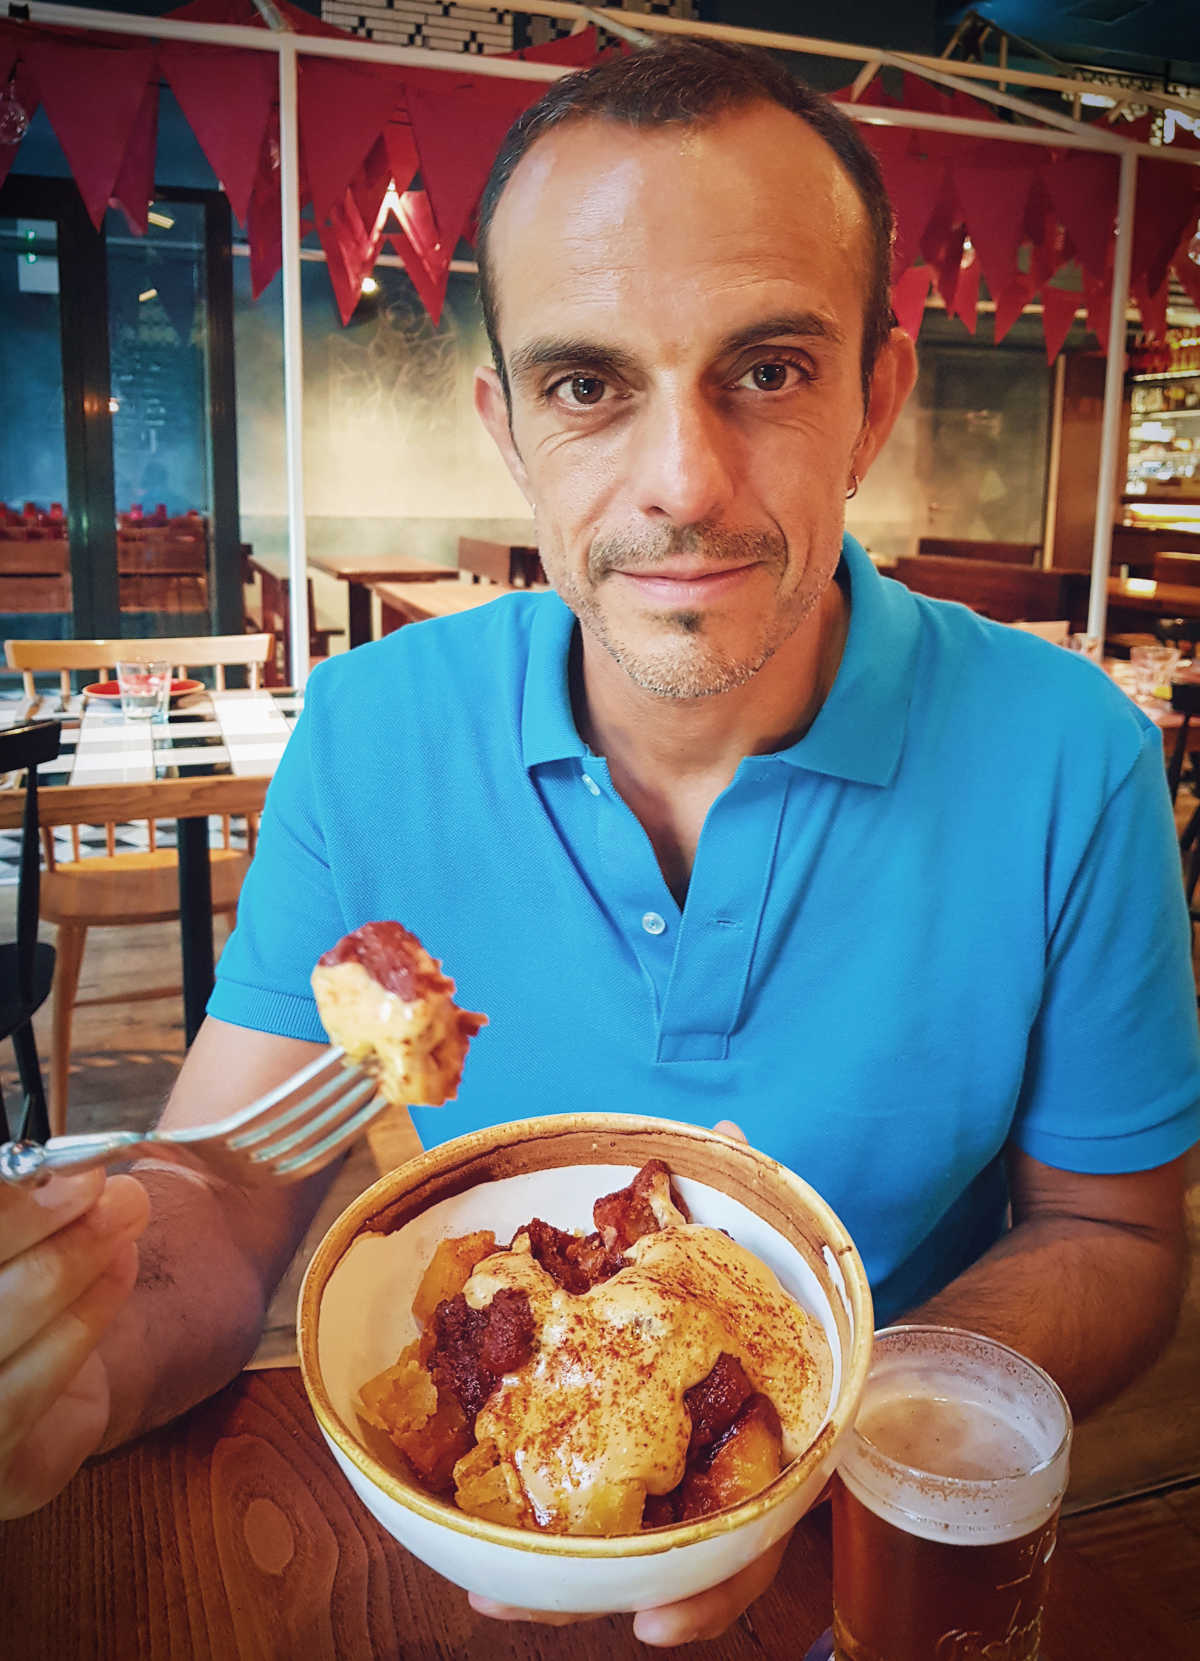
[357, 1160, 833, 1536]
[311, 921, 486, 1107]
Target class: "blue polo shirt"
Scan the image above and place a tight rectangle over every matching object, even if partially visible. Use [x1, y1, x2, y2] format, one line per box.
[210, 535, 1200, 1322]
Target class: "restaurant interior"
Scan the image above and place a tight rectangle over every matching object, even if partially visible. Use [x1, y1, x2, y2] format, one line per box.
[1, 0, 1199, 1653]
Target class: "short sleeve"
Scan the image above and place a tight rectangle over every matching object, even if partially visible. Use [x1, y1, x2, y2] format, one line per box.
[1014, 726, 1200, 1172]
[207, 673, 346, 1041]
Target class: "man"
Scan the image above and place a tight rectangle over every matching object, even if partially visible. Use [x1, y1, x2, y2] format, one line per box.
[2, 41, 1197, 1648]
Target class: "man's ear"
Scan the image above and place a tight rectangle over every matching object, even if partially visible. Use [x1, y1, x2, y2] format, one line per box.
[474, 366, 532, 503]
[854, 328, 919, 482]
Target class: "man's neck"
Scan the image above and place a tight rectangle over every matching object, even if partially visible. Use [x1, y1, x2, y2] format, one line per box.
[571, 578, 849, 903]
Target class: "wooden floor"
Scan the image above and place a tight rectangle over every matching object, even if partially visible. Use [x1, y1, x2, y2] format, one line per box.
[1, 897, 1198, 1640]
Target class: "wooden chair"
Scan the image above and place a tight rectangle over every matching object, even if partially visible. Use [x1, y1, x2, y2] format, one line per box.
[0, 720, 61, 1142]
[3, 634, 273, 1134]
[918, 537, 1041, 566]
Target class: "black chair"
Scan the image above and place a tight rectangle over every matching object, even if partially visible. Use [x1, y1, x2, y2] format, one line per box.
[0, 720, 61, 1142]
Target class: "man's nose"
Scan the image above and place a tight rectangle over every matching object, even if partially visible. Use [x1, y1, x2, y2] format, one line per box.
[629, 392, 737, 527]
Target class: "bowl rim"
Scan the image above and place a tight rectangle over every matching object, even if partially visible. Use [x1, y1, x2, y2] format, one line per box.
[298, 1112, 874, 1560]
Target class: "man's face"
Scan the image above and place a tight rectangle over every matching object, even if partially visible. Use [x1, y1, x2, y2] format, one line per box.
[476, 101, 911, 700]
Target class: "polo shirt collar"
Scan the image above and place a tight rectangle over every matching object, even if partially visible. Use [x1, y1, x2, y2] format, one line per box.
[520, 533, 921, 785]
[775, 533, 920, 786]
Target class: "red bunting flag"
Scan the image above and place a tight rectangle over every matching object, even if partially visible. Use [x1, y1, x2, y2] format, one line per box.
[384, 120, 420, 199]
[298, 57, 402, 228]
[1039, 281, 1080, 364]
[949, 251, 982, 334]
[873, 144, 945, 275]
[1132, 155, 1200, 298]
[160, 42, 276, 227]
[954, 159, 1034, 304]
[1042, 151, 1119, 282]
[23, 38, 155, 229]
[385, 188, 454, 323]
[109, 80, 158, 235]
[890, 264, 934, 341]
[1131, 275, 1170, 343]
[1081, 269, 1114, 355]
[991, 273, 1035, 346]
[405, 74, 543, 252]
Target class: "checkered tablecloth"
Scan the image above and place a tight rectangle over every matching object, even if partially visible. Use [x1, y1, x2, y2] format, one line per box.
[23, 688, 303, 786]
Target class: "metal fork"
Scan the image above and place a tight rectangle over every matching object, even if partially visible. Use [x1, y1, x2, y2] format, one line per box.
[0, 1046, 387, 1187]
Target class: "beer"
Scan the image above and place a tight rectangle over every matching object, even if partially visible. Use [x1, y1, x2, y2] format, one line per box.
[832, 1327, 1071, 1661]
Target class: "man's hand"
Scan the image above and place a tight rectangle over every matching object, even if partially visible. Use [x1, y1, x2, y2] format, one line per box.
[468, 1532, 789, 1647]
[0, 1169, 149, 1519]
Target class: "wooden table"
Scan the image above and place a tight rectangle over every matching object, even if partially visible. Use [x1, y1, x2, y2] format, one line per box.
[1106, 577, 1200, 624]
[0, 688, 301, 1043]
[304, 551, 459, 649]
[459, 536, 544, 589]
[0, 1367, 1191, 1660]
[371, 577, 521, 634]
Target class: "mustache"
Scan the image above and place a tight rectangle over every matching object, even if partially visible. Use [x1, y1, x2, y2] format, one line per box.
[588, 524, 786, 582]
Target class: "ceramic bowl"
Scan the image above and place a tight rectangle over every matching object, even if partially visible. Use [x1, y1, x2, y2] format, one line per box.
[297, 1113, 873, 1614]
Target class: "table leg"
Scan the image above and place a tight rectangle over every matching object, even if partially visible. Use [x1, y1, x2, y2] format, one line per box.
[177, 816, 214, 1046]
[347, 580, 373, 649]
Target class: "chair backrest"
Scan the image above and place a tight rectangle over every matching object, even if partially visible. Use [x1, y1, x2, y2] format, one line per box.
[0, 720, 61, 1002]
[5, 634, 274, 703]
[918, 538, 1041, 566]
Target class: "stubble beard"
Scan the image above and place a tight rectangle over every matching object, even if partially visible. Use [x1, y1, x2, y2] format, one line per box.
[551, 523, 823, 699]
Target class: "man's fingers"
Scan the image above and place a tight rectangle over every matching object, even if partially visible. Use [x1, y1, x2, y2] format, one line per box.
[713, 1119, 748, 1143]
[0, 1349, 110, 1520]
[0, 1176, 148, 1358]
[0, 1170, 107, 1264]
[632, 1531, 790, 1647]
[467, 1593, 598, 1627]
[0, 1236, 139, 1468]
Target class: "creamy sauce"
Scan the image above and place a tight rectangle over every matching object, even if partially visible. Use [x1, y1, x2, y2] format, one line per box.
[463, 1223, 832, 1534]
[310, 957, 481, 1107]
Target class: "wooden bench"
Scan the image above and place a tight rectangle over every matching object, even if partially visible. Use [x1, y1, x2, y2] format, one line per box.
[890, 556, 1078, 623]
[917, 537, 1041, 565]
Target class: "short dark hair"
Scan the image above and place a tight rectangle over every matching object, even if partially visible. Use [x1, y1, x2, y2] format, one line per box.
[475, 39, 896, 408]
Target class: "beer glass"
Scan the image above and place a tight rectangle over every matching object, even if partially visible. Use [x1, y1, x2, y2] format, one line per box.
[832, 1326, 1072, 1661]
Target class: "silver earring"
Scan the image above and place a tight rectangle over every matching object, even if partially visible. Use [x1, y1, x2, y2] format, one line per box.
[845, 472, 859, 500]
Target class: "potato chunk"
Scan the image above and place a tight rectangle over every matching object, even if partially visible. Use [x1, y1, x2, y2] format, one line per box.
[412, 1230, 497, 1326]
[676, 1394, 783, 1522]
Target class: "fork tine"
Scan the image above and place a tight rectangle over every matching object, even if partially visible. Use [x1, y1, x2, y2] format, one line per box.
[265, 1090, 390, 1181]
[242, 1073, 379, 1166]
[226, 1062, 369, 1152]
[160, 1046, 348, 1147]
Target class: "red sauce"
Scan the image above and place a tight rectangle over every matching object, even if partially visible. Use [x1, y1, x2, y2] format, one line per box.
[318, 920, 447, 1003]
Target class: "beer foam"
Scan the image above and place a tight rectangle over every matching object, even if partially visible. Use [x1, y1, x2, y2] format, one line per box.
[837, 1328, 1071, 1546]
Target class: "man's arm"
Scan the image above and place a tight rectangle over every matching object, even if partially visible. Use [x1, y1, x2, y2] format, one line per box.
[907, 1147, 1191, 1420]
[97, 1016, 345, 1450]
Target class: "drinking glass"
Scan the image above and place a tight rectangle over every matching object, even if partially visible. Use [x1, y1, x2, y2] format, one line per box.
[832, 1326, 1072, 1661]
[116, 659, 171, 721]
[1129, 643, 1179, 702]
[1064, 633, 1101, 662]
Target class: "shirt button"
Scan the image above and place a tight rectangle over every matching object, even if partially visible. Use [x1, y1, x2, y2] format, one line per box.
[581, 771, 601, 796]
[642, 911, 667, 936]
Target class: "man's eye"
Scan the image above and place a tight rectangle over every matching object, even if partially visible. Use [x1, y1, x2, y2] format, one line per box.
[739, 360, 808, 392]
[551, 374, 607, 407]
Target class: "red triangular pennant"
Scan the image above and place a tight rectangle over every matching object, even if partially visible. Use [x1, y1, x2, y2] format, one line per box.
[247, 118, 282, 299]
[949, 251, 982, 334]
[298, 56, 402, 227]
[1042, 151, 1119, 282]
[991, 272, 1035, 346]
[109, 79, 158, 235]
[405, 75, 541, 251]
[1131, 275, 1170, 343]
[890, 264, 933, 342]
[503, 25, 600, 67]
[386, 186, 454, 323]
[954, 160, 1034, 304]
[384, 120, 419, 197]
[350, 136, 392, 245]
[24, 38, 155, 229]
[159, 42, 276, 226]
[1132, 155, 1200, 297]
[876, 147, 945, 275]
[1039, 281, 1080, 364]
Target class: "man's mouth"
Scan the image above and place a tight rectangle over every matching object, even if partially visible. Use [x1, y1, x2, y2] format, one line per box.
[611, 563, 760, 604]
